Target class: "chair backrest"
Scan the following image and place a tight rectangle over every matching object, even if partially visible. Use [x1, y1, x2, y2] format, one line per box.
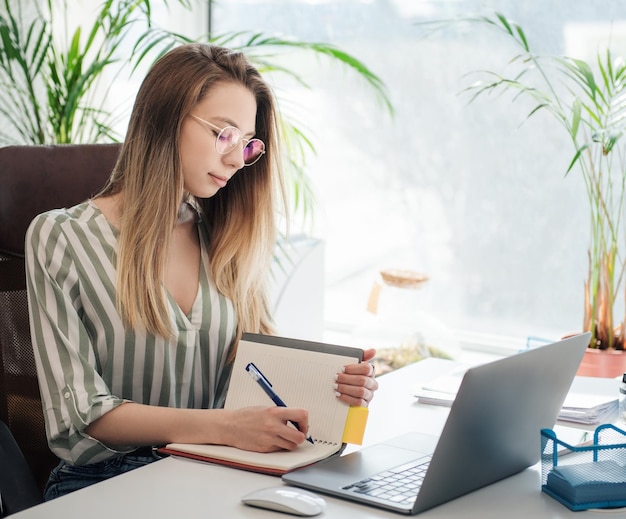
[0, 144, 120, 491]
[0, 419, 42, 516]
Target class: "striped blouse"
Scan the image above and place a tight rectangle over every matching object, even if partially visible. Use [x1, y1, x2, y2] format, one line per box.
[25, 201, 237, 466]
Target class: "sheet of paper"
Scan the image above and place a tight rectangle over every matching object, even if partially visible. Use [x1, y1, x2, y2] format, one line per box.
[226, 337, 360, 443]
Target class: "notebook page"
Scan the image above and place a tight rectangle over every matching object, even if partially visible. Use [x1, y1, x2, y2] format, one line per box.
[225, 338, 360, 444]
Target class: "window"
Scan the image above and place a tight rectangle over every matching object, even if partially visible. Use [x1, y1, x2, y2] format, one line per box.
[209, 1, 626, 354]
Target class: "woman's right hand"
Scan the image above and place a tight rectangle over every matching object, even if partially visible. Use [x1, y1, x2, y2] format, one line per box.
[225, 406, 310, 452]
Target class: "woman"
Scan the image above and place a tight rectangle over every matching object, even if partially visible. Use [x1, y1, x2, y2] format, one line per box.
[25, 43, 378, 500]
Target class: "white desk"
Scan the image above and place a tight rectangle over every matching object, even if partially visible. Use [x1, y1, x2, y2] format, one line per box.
[13, 358, 621, 518]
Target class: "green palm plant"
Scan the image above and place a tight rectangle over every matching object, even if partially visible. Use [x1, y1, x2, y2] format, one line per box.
[0, 0, 187, 143]
[457, 12, 626, 350]
[0, 0, 392, 225]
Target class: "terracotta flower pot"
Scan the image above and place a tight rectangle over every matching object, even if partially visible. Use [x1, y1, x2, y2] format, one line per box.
[576, 348, 626, 378]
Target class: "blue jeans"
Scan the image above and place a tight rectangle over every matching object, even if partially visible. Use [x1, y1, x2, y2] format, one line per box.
[44, 449, 163, 501]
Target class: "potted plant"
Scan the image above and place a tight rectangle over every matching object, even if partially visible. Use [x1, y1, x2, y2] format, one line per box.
[449, 12, 626, 376]
[0, 0, 391, 225]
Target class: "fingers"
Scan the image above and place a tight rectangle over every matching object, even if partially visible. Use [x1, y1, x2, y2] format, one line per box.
[342, 359, 377, 378]
[231, 407, 310, 452]
[334, 361, 379, 407]
[272, 406, 310, 444]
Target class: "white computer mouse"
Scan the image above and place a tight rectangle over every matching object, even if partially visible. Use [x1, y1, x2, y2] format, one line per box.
[241, 485, 326, 516]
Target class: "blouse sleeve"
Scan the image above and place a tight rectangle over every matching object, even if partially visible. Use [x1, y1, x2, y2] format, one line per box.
[25, 211, 134, 465]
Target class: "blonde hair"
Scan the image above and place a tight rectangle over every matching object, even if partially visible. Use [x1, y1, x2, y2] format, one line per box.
[98, 43, 284, 344]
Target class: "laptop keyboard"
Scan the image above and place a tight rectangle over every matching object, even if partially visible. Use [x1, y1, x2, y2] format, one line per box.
[341, 455, 432, 506]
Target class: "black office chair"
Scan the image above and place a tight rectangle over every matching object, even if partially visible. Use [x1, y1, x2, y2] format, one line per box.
[0, 419, 42, 516]
[0, 144, 120, 493]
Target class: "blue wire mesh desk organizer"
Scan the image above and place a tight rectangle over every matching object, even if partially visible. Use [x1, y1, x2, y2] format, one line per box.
[541, 424, 626, 511]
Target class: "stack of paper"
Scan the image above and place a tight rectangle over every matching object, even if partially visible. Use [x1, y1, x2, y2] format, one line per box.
[414, 370, 618, 426]
[558, 393, 618, 425]
[546, 460, 626, 506]
[413, 369, 465, 407]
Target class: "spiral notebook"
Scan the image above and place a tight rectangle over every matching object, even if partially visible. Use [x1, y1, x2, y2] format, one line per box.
[159, 333, 365, 475]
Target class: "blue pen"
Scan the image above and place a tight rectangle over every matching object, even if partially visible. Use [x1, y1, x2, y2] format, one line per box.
[246, 362, 314, 444]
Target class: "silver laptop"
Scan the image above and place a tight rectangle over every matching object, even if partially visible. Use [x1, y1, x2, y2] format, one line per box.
[283, 332, 590, 514]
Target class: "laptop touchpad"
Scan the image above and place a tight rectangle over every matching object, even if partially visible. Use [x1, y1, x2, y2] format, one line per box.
[321, 432, 436, 478]
[326, 443, 431, 479]
[381, 432, 439, 454]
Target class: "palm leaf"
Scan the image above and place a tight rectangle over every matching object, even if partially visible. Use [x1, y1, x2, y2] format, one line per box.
[227, 33, 393, 114]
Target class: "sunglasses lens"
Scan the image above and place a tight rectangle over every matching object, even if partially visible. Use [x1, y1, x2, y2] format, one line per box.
[243, 139, 265, 165]
[215, 127, 240, 154]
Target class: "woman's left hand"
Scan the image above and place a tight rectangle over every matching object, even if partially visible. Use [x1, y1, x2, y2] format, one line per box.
[334, 348, 379, 407]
